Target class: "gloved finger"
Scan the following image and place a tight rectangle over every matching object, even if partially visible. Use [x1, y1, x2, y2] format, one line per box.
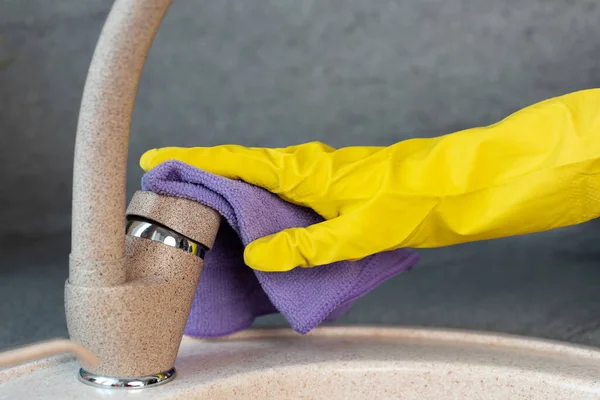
[141, 142, 352, 202]
[242, 212, 394, 271]
[140, 145, 282, 188]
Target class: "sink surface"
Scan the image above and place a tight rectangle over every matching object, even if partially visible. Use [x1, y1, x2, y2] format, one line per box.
[2, 327, 600, 399]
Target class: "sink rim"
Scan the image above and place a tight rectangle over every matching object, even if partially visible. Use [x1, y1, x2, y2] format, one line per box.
[192, 325, 600, 360]
[3, 325, 600, 397]
[4, 325, 600, 382]
[3, 325, 600, 381]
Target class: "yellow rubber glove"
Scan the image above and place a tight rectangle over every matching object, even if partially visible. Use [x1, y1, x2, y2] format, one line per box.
[141, 89, 600, 272]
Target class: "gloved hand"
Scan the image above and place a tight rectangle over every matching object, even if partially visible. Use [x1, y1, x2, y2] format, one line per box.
[141, 89, 600, 272]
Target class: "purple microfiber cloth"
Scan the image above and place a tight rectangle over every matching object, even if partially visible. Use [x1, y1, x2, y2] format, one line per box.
[141, 160, 419, 338]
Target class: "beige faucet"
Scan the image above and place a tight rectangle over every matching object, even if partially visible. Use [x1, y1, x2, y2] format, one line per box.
[65, 0, 221, 388]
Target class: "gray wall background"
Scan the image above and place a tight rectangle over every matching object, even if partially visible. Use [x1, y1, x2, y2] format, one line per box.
[2, 0, 600, 349]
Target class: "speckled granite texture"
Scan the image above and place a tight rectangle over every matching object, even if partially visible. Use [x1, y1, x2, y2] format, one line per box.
[1, 0, 600, 350]
[4, 224, 600, 350]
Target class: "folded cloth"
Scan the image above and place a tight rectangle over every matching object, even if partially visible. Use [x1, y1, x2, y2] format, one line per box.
[142, 160, 419, 338]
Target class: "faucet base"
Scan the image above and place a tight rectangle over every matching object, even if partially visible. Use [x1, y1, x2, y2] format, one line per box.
[65, 239, 201, 377]
[66, 192, 221, 384]
[78, 367, 176, 389]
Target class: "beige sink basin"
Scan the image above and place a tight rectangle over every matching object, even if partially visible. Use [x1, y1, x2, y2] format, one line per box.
[2, 327, 600, 399]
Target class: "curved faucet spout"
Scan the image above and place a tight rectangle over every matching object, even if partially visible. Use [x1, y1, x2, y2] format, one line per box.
[67, 0, 221, 384]
[70, 0, 171, 286]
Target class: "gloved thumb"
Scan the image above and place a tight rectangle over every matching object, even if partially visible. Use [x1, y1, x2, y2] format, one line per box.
[243, 213, 390, 272]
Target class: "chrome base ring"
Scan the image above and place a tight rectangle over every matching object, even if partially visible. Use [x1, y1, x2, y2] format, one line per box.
[78, 367, 176, 389]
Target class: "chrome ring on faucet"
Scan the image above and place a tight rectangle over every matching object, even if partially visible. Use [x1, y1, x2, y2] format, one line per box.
[125, 217, 207, 259]
[78, 367, 176, 389]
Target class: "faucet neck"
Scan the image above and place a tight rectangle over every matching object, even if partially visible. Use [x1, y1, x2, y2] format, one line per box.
[70, 0, 171, 286]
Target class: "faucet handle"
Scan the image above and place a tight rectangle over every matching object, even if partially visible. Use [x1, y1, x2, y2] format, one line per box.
[127, 191, 221, 250]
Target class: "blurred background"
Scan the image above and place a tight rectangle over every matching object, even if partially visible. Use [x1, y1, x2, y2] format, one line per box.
[2, 0, 600, 350]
